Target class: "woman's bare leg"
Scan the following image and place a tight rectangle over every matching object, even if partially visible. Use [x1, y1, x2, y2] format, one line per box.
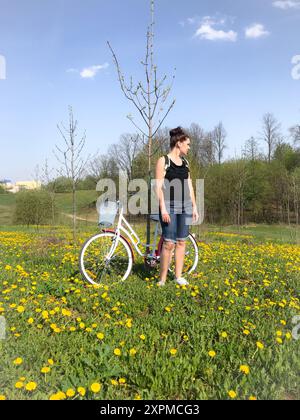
[175, 240, 186, 279]
[159, 241, 175, 283]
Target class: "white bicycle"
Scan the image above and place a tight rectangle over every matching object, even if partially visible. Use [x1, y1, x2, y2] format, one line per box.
[79, 201, 199, 286]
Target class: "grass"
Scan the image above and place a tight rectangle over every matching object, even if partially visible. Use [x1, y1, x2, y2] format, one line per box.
[0, 224, 299, 400]
[204, 224, 300, 245]
[54, 191, 98, 214]
[0, 190, 98, 226]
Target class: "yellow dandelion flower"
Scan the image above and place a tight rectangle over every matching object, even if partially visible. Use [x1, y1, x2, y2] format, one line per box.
[111, 380, 118, 386]
[228, 390, 237, 399]
[41, 367, 51, 374]
[49, 394, 60, 400]
[129, 348, 137, 356]
[140, 334, 146, 341]
[0, 395, 6, 400]
[97, 333, 105, 340]
[256, 342, 264, 350]
[55, 391, 66, 400]
[208, 351, 216, 358]
[48, 359, 54, 366]
[114, 348, 121, 356]
[66, 389, 75, 398]
[90, 383, 102, 393]
[249, 396, 257, 400]
[13, 358, 23, 366]
[15, 382, 24, 389]
[170, 349, 177, 356]
[119, 378, 126, 384]
[42, 311, 49, 319]
[25, 382, 37, 392]
[16, 306, 25, 313]
[240, 365, 250, 375]
[78, 387, 86, 397]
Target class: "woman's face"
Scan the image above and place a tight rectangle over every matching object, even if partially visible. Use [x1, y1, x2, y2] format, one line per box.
[178, 138, 191, 156]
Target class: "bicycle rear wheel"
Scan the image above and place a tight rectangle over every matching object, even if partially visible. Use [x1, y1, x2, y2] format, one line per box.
[79, 232, 133, 286]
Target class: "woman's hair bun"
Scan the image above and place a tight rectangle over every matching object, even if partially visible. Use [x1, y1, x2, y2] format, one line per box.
[170, 127, 185, 138]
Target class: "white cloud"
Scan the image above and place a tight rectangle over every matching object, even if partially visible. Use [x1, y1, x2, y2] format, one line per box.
[291, 55, 300, 80]
[80, 63, 109, 79]
[195, 24, 237, 42]
[194, 15, 237, 42]
[181, 14, 233, 28]
[67, 63, 109, 79]
[245, 24, 270, 39]
[273, 1, 300, 9]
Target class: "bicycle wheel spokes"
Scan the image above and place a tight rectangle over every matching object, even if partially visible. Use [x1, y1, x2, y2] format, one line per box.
[80, 233, 133, 286]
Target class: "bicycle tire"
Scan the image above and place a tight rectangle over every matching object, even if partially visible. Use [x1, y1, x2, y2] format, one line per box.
[79, 232, 133, 286]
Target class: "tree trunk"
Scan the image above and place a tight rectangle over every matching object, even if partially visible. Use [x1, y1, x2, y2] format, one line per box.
[72, 181, 76, 244]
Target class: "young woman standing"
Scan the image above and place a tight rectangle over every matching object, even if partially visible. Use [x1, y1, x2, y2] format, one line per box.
[155, 127, 199, 286]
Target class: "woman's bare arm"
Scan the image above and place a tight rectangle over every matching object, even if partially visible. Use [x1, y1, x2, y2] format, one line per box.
[155, 157, 170, 223]
[188, 173, 199, 222]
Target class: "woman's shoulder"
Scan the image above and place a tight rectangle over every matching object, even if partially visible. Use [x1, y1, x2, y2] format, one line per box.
[156, 156, 166, 170]
[157, 155, 169, 164]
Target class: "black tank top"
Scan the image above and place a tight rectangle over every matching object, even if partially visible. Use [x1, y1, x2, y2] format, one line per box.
[163, 155, 191, 210]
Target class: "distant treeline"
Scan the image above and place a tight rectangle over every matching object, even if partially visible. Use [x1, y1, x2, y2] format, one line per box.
[43, 118, 300, 225]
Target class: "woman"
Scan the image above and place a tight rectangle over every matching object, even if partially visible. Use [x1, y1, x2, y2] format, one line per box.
[155, 127, 199, 287]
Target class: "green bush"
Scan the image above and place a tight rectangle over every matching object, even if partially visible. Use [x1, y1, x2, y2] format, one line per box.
[13, 190, 56, 227]
[0, 184, 7, 194]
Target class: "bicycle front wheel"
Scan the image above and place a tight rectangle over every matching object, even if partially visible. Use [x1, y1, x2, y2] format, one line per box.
[79, 232, 133, 286]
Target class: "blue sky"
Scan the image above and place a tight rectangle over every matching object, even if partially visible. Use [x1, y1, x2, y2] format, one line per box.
[0, 0, 300, 181]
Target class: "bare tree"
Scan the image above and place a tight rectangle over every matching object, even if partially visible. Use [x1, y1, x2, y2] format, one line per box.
[153, 127, 170, 156]
[89, 153, 120, 181]
[226, 159, 250, 226]
[187, 123, 206, 164]
[54, 106, 88, 243]
[31, 164, 42, 189]
[212, 122, 227, 165]
[201, 132, 216, 167]
[109, 133, 142, 180]
[291, 168, 300, 225]
[107, 0, 176, 250]
[89, 153, 110, 180]
[260, 113, 282, 163]
[290, 124, 300, 147]
[243, 137, 262, 161]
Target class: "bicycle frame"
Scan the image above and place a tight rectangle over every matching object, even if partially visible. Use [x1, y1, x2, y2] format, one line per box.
[102, 202, 161, 261]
